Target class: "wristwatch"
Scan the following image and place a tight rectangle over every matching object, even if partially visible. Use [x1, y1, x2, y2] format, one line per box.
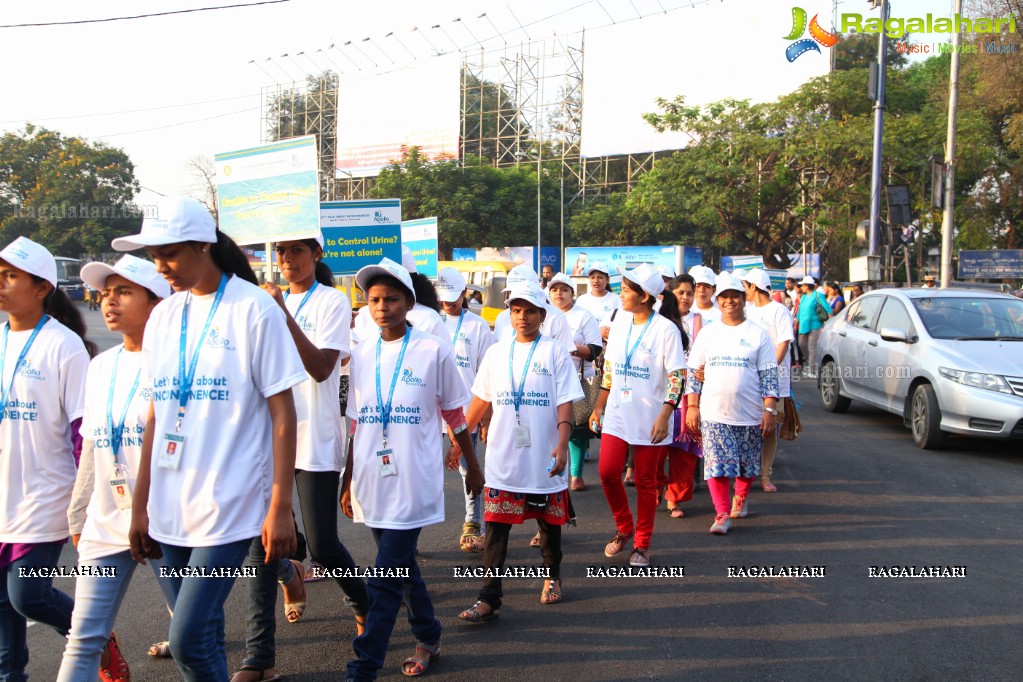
[764, 406, 778, 416]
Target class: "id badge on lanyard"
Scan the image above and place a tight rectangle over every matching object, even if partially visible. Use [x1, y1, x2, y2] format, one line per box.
[109, 465, 132, 510]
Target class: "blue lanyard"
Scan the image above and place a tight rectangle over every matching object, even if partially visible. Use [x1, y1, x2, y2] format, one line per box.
[623, 314, 654, 384]
[508, 335, 541, 424]
[284, 281, 319, 318]
[375, 328, 412, 447]
[107, 347, 141, 464]
[0, 315, 49, 426]
[446, 309, 466, 347]
[177, 274, 228, 430]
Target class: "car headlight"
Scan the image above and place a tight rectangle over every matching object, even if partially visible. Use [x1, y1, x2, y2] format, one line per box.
[938, 367, 1014, 394]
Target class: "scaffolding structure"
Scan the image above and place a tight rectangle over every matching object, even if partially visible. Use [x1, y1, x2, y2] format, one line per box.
[258, 36, 679, 206]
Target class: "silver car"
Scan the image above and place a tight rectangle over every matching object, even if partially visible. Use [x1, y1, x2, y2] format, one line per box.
[814, 288, 1023, 449]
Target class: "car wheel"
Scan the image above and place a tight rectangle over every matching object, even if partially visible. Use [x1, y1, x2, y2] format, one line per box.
[910, 383, 947, 450]
[819, 360, 851, 413]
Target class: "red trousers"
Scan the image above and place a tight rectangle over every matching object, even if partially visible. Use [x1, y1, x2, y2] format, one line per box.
[598, 434, 665, 551]
[657, 447, 699, 506]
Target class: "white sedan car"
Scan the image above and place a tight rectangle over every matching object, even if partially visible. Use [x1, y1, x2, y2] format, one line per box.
[815, 288, 1023, 449]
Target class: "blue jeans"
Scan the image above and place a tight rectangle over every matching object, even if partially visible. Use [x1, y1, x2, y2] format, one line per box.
[159, 539, 251, 682]
[239, 537, 281, 671]
[0, 542, 74, 682]
[345, 528, 441, 682]
[56, 551, 173, 682]
[458, 433, 483, 530]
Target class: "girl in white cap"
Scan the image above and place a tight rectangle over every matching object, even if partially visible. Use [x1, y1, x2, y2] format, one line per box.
[575, 262, 620, 330]
[230, 235, 370, 681]
[590, 264, 686, 567]
[341, 257, 482, 680]
[457, 282, 581, 621]
[118, 196, 306, 682]
[0, 236, 95, 682]
[58, 255, 174, 682]
[435, 267, 496, 554]
[685, 273, 779, 535]
[547, 273, 602, 492]
[689, 265, 721, 324]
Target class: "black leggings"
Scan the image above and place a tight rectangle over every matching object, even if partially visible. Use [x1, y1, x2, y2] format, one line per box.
[477, 520, 562, 610]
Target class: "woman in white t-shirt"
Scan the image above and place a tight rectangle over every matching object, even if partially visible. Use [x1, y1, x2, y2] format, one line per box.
[436, 267, 495, 554]
[685, 273, 780, 535]
[340, 258, 482, 680]
[230, 235, 371, 681]
[741, 269, 794, 493]
[689, 265, 721, 324]
[121, 196, 305, 682]
[0, 237, 94, 682]
[457, 283, 582, 622]
[589, 264, 686, 568]
[547, 273, 602, 492]
[575, 262, 620, 337]
[58, 255, 172, 682]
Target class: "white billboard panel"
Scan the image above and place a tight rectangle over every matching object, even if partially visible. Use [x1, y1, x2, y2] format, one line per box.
[336, 53, 461, 177]
[581, 0, 833, 157]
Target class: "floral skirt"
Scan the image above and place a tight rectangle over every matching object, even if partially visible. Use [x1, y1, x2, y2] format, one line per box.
[483, 487, 569, 526]
[700, 421, 763, 479]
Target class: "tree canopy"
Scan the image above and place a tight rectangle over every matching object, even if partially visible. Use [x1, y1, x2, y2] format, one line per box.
[0, 125, 140, 257]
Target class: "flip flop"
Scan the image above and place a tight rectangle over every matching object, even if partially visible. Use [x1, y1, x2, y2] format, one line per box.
[147, 640, 172, 658]
[540, 579, 563, 604]
[458, 601, 499, 623]
[402, 641, 440, 677]
[229, 665, 280, 682]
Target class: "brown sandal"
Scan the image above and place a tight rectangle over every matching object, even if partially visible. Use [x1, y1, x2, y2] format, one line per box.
[540, 579, 562, 604]
[402, 641, 440, 677]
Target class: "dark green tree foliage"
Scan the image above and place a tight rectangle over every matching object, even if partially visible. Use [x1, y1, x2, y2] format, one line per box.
[0, 125, 140, 256]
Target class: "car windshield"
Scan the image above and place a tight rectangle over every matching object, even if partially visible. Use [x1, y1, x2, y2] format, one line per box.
[912, 296, 1023, 340]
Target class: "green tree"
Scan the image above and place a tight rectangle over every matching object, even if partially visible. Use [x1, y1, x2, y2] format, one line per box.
[0, 125, 140, 257]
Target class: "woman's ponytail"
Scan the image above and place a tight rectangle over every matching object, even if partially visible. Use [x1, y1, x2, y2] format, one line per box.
[208, 230, 258, 285]
[39, 283, 98, 358]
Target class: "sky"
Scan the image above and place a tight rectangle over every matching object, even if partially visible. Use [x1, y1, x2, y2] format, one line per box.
[0, 0, 959, 209]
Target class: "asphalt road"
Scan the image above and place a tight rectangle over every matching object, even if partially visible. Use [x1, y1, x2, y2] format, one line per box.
[23, 304, 1023, 680]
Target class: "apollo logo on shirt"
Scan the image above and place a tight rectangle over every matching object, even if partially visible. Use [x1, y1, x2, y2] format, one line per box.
[739, 338, 753, 348]
[400, 367, 426, 387]
[139, 386, 153, 401]
[296, 315, 315, 333]
[16, 359, 45, 380]
[456, 333, 473, 346]
[205, 327, 236, 351]
[531, 361, 552, 377]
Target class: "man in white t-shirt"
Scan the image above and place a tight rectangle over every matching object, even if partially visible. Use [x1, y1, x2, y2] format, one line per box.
[742, 269, 794, 492]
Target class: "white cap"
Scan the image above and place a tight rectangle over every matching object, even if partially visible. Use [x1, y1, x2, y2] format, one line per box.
[435, 267, 466, 303]
[81, 255, 172, 299]
[0, 236, 57, 288]
[715, 271, 746, 297]
[743, 268, 772, 292]
[587, 262, 610, 276]
[547, 273, 575, 292]
[505, 283, 547, 310]
[112, 196, 216, 251]
[401, 245, 417, 274]
[618, 263, 665, 297]
[502, 264, 539, 291]
[799, 275, 817, 286]
[658, 266, 677, 279]
[732, 268, 748, 281]
[355, 257, 416, 301]
[688, 265, 716, 287]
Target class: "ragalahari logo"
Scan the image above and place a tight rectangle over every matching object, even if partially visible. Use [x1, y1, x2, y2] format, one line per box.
[785, 7, 840, 62]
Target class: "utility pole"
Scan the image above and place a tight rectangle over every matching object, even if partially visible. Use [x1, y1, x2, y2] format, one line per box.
[940, 0, 963, 288]
[868, 0, 890, 259]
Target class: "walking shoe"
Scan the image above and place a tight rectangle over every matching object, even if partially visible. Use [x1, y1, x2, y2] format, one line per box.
[709, 514, 732, 535]
[730, 495, 749, 519]
[604, 532, 631, 557]
[628, 548, 650, 567]
[760, 477, 777, 493]
[100, 632, 131, 682]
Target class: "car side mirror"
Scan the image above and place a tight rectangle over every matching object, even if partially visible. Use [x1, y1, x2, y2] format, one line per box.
[879, 326, 910, 343]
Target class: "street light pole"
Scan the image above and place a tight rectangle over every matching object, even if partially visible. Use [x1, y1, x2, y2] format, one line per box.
[940, 0, 963, 288]
[868, 0, 889, 260]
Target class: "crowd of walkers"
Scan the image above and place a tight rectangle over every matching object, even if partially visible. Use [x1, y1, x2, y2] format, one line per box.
[0, 196, 805, 681]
